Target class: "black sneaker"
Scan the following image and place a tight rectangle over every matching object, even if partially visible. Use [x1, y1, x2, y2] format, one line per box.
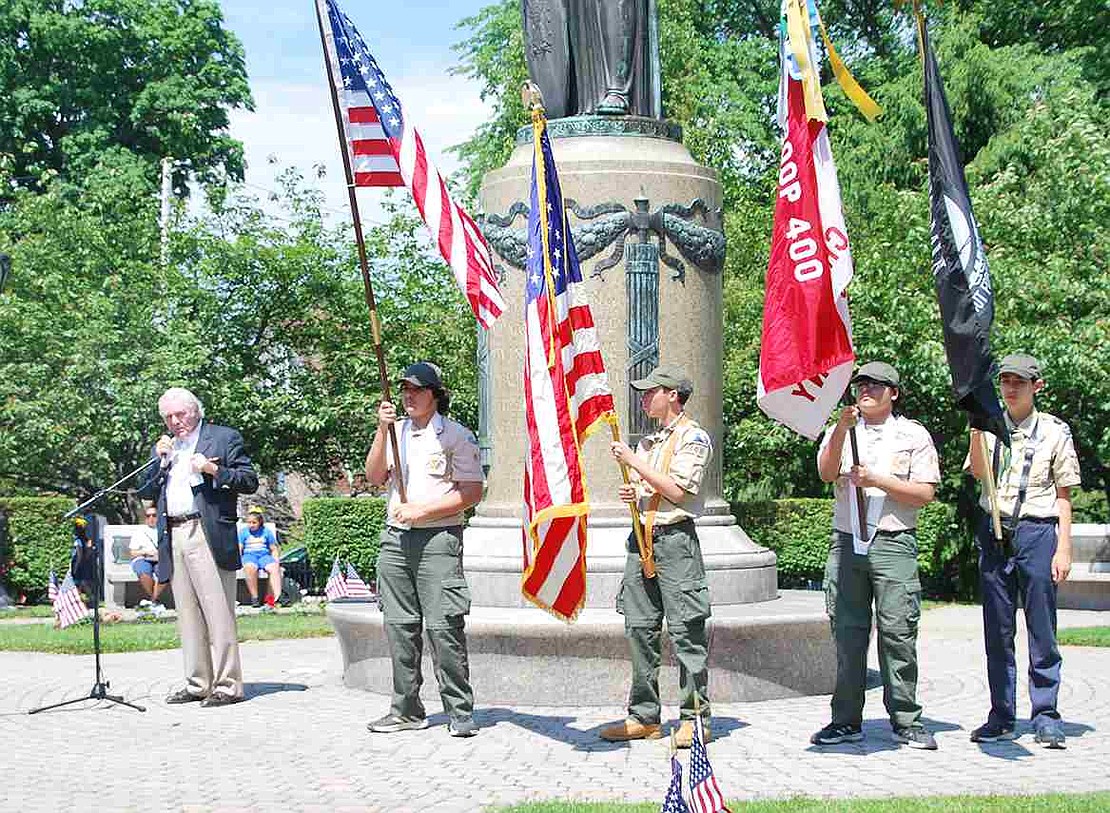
[894, 726, 938, 750]
[448, 717, 479, 738]
[366, 714, 429, 734]
[1034, 720, 1066, 749]
[810, 722, 863, 745]
[250, 597, 261, 608]
[970, 721, 1018, 743]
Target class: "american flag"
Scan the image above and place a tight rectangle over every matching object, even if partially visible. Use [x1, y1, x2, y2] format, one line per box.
[47, 570, 59, 605]
[520, 111, 615, 622]
[324, 557, 349, 601]
[317, 0, 506, 329]
[344, 563, 375, 600]
[53, 569, 88, 629]
[689, 721, 730, 813]
[661, 755, 691, 813]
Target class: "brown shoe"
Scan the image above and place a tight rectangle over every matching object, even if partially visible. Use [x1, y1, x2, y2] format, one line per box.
[600, 718, 662, 742]
[673, 719, 712, 749]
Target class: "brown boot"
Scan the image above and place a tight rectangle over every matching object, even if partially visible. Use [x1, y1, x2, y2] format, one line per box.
[673, 719, 712, 749]
[600, 718, 663, 742]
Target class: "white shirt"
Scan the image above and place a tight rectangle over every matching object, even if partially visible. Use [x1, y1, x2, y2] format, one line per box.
[165, 424, 203, 516]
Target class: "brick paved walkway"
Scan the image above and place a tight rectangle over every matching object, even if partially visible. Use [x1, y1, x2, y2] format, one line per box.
[2, 604, 1108, 812]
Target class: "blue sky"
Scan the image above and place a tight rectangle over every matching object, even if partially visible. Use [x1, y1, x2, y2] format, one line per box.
[218, 0, 494, 223]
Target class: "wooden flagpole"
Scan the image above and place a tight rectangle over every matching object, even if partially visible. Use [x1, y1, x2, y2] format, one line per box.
[315, 0, 405, 502]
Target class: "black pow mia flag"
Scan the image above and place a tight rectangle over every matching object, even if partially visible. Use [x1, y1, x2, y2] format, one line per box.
[922, 22, 1008, 442]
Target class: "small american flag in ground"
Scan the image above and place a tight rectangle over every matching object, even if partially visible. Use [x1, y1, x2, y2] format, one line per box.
[689, 722, 730, 813]
[54, 569, 88, 629]
[324, 557, 349, 600]
[520, 110, 616, 622]
[317, 0, 505, 328]
[47, 570, 59, 604]
[661, 755, 690, 813]
[344, 563, 375, 600]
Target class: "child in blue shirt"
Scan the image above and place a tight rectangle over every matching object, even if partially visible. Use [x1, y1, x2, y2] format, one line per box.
[238, 508, 281, 608]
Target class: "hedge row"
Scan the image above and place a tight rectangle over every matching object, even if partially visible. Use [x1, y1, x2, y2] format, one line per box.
[0, 497, 75, 602]
[300, 496, 387, 590]
[734, 498, 961, 596]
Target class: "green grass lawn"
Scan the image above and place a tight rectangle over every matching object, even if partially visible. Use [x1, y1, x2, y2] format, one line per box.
[1057, 626, 1110, 647]
[0, 604, 58, 618]
[491, 794, 1110, 813]
[0, 606, 334, 654]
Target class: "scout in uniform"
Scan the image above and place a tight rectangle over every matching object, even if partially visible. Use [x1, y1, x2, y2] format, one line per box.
[364, 362, 484, 738]
[811, 361, 940, 750]
[601, 365, 713, 748]
[966, 353, 1081, 749]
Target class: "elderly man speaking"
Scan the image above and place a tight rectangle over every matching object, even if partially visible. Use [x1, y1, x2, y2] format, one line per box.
[137, 387, 259, 707]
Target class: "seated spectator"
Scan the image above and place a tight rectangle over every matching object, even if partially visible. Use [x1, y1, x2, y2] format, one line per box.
[238, 508, 281, 608]
[131, 506, 167, 615]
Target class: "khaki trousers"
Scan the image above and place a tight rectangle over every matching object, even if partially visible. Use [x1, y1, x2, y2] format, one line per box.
[171, 519, 242, 699]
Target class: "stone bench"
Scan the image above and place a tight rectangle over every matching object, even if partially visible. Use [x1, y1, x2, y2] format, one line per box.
[1058, 523, 1110, 611]
[102, 522, 281, 609]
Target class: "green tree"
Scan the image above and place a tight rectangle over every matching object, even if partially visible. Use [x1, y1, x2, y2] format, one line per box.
[0, 164, 482, 518]
[0, 0, 252, 195]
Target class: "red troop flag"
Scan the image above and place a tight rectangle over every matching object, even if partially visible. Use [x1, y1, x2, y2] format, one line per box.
[520, 109, 616, 622]
[756, 0, 856, 439]
[317, 0, 506, 328]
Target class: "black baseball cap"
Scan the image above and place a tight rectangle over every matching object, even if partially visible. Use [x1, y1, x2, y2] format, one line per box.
[399, 361, 443, 389]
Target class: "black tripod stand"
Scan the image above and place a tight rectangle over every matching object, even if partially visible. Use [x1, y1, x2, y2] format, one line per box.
[29, 459, 159, 714]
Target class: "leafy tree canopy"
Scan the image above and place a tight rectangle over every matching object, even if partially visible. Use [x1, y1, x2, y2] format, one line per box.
[0, 166, 478, 521]
[0, 0, 253, 197]
[451, 0, 1109, 519]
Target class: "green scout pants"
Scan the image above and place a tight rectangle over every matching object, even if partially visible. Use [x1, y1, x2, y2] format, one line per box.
[824, 530, 923, 730]
[376, 525, 474, 721]
[616, 519, 712, 725]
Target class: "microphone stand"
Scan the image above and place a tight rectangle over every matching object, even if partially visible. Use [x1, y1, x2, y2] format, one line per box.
[29, 457, 160, 714]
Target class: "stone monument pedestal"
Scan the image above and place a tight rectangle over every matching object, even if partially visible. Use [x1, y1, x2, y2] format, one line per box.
[326, 120, 836, 706]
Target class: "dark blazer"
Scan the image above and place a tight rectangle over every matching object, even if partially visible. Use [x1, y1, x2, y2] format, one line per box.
[136, 421, 259, 582]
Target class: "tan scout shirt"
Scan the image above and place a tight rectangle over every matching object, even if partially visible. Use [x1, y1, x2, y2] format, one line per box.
[819, 414, 940, 534]
[632, 413, 712, 526]
[964, 410, 1082, 519]
[385, 412, 483, 530]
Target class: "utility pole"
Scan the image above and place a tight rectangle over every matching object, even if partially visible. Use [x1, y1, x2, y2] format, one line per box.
[159, 157, 173, 267]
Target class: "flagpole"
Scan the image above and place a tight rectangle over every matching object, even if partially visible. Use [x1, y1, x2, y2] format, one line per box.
[315, 0, 405, 502]
[610, 421, 655, 579]
[977, 431, 1004, 540]
[847, 425, 869, 536]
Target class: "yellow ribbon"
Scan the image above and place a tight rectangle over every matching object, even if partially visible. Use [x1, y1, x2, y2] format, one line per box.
[817, 16, 882, 121]
[785, 0, 882, 123]
[785, 0, 827, 122]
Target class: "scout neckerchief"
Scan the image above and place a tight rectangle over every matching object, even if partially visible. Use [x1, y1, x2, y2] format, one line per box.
[643, 412, 690, 543]
[992, 412, 1040, 533]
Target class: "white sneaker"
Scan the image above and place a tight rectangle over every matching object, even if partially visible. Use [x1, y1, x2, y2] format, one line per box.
[138, 599, 152, 608]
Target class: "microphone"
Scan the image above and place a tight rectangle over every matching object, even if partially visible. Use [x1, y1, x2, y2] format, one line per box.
[160, 450, 172, 470]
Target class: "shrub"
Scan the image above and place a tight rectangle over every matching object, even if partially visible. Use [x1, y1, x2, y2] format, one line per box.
[733, 498, 961, 597]
[0, 497, 74, 602]
[301, 497, 387, 591]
